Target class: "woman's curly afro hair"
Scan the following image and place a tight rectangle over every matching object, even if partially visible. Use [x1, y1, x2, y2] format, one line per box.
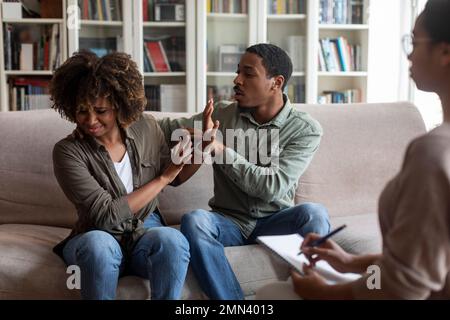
[50, 50, 146, 127]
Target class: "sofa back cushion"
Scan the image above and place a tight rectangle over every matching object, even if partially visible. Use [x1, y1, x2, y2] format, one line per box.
[0, 103, 426, 227]
[294, 102, 426, 217]
[0, 110, 77, 227]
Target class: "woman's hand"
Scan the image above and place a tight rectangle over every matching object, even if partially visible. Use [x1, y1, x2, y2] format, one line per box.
[162, 137, 192, 184]
[290, 267, 329, 300]
[301, 233, 357, 273]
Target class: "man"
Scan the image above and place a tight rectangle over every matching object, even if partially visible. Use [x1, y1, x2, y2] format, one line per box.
[159, 43, 330, 299]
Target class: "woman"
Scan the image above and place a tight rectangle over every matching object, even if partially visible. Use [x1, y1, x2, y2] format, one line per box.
[50, 51, 193, 300]
[256, 0, 450, 300]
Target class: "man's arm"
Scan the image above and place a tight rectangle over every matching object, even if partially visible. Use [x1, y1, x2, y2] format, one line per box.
[211, 129, 322, 202]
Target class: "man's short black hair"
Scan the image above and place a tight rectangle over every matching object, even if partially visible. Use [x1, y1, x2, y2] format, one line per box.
[245, 43, 293, 91]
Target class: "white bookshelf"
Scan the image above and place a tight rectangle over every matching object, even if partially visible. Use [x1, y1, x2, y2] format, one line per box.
[0, 0, 68, 112]
[134, 0, 195, 113]
[0, 0, 373, 112]
[313, 0, 371, 103]
[197, 0, 371, 106]
[67, 0, 132, 58]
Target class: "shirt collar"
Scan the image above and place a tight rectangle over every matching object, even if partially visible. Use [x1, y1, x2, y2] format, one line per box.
[239, 94, 292, 128]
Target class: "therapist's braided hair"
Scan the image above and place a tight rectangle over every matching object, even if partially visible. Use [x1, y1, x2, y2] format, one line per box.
[50, 50, 146, 127]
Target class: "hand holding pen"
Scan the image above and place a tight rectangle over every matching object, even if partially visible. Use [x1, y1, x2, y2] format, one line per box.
[299, 225, 358, 273]
[298, 224, 346, 256]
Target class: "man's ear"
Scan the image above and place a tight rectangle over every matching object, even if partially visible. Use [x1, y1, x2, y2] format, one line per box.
[272, 75, 285, 90]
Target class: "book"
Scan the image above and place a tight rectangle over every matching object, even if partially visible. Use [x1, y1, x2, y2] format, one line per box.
[257, 233, 361, 284]
[39, 0, 62, 18]
[287, 35, 305, 72]
[20, 43, 34, 70]
[145, 41, 171, 72]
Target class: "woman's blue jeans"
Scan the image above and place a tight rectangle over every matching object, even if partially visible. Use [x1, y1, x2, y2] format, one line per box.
[63, 212, 190, 300]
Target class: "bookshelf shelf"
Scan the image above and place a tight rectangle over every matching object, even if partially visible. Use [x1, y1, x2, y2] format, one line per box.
[267, 14, 306, 20]
[207, 13, 248, 21]
[143, 22, 186, 28]
[2, 18, 64, 24]
[5, 71, 54, 76]
[80, 20, 123, 27]
[292, 72, 306, 77]
[144, 72, 186, 77]
[319, 24, 369, 30]
[318, 72, 368, 77]
[207, 72, 237, 77]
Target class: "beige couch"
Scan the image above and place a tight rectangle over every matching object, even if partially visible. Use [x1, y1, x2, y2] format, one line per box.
[0, 102, 426, 299]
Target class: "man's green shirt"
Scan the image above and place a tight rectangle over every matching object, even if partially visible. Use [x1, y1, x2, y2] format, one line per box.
[159, 95, 322, 238]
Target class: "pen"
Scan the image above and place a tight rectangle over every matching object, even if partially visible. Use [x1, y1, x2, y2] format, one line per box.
[297, 224, 347, 256]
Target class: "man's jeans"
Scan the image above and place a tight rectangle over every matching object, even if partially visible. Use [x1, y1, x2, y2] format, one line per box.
[180, 203, 330, 300]
[63, 213, 190, 300]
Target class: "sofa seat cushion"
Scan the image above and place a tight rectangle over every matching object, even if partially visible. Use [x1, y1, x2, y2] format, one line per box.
[331, 213, 382, 255]
[0, 224, 78, 299]
[0, 224, 288, 299]
[0, 224, 152, 299]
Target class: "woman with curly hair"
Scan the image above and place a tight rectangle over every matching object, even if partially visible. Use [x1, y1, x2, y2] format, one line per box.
[50, 51, 194, 300]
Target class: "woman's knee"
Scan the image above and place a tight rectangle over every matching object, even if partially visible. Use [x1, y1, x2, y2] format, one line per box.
[74, 230, 122, 260]
[144, 227, 190, 254]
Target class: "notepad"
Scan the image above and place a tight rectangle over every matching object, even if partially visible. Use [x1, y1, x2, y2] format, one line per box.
[257, 233, 361, 285]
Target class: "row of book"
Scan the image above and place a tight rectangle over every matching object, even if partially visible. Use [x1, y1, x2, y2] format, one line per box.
[145, 84, 186, 112]
[78, 0, 122, 21]
[318, 37, 362, 72]
[318, 89, 361, 104]
[207, 0, 248, 14]
[286, 83, 306, 103]
[143, 0, 185, 22]
[143, 36, 185, 72]
[267, 0, 306, 14]
[319, 0, 364, 24]
[4, 24, 60, 71]
[8, 78, 51, 111]
[286, 35, 306, 72]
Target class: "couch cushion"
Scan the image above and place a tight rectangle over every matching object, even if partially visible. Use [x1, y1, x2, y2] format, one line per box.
[295, 102, 426, 218]
[330, 214, 382, 254]
[157, 166, 214, 226]
[0, 223, 288, 299]
[0, 224, 78, 299]
[0, 110, 77, 228]
[0, 104, 426, 227]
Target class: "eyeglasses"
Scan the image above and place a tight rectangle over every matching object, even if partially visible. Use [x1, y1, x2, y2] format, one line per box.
[402, 34, 433, 55]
